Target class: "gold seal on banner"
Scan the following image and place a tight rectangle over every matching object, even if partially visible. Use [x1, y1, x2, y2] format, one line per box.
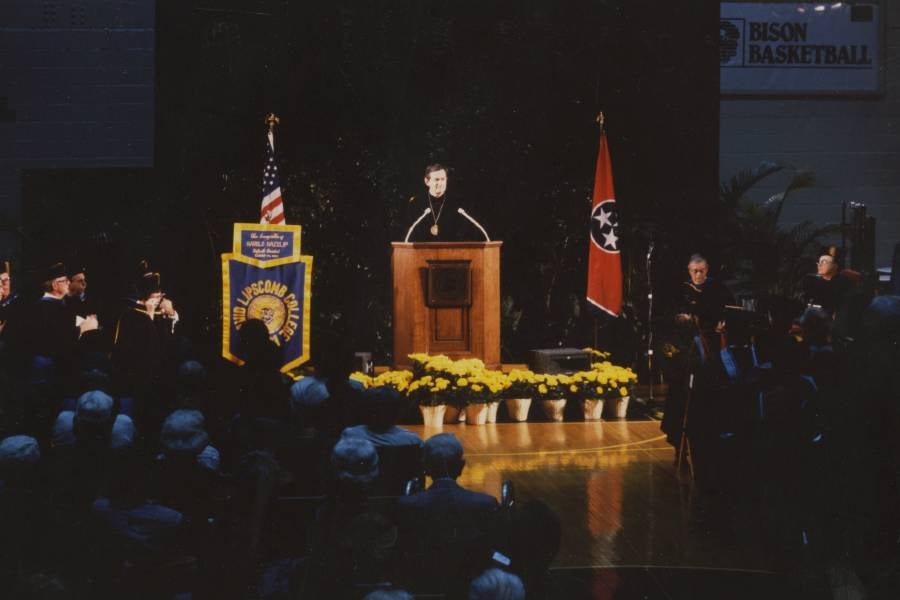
[232, 278, 301, 346]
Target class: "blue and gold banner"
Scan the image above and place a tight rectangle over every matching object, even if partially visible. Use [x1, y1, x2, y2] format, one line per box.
[222, 224, 312, 373]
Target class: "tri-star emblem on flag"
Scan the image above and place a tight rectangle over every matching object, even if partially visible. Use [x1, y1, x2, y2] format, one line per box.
[590, 199, 619, 253]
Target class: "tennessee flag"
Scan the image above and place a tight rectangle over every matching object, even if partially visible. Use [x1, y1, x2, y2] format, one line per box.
[586, 127, 622, 316]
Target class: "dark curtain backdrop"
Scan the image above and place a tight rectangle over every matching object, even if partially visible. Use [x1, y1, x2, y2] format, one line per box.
[41, 0, 719, 366]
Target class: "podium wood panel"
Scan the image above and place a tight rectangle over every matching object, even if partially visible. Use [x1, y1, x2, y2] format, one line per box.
[392, 242, 501, 370]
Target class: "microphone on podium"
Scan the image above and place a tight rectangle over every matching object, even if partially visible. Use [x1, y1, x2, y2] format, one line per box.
[457, 208, 490, 242]
[404, 207, 432, 243]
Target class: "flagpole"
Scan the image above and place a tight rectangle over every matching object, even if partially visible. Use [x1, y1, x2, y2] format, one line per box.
[265, 112, 279, 147]
[592, 111, 604, 352]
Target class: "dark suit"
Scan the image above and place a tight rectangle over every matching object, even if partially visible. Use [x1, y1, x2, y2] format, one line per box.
[397, 477, 497, 513]
[396, 478, 499, 593]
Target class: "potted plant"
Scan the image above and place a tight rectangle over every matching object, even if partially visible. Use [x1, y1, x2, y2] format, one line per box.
[406, 374, 452, 427]
[536, 374, 567, 422]
[567, 370, 606, 421]
[459, 370, 506, 425]
[590, 360, 637, 419]
[503, 369, 536, 422]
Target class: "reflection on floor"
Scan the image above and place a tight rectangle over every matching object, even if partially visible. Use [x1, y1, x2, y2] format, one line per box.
[407, 420, 793, 599]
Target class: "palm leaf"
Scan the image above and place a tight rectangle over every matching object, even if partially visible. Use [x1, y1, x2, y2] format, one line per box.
[720, 161, 783, 208]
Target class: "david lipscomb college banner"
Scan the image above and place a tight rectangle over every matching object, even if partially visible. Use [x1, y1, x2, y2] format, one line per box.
[222, 223, 312, 373]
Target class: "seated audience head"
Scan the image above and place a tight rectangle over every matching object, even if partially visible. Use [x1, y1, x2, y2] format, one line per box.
[468, 568, 525, 600]
[110, 415, 136, 450]
[73, 390, 115, 445]
[0, 435, 41, 484]
[331, 436, 379, 489]
[160, 409, 209, 457]
[423, 433, 465, 479]
[237, 318, 279, 367]
[361, 385, 407, 432]
[289, 376, 330, 421]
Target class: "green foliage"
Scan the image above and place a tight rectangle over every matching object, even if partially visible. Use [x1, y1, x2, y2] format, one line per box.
[718, 162, 836, 300]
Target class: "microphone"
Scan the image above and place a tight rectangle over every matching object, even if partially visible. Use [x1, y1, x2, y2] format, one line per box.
[404, 207, 432, 242]
[457, 208, 490, 241]
[647, 241, 655, 260]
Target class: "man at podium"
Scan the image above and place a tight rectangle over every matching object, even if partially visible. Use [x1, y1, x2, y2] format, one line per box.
[402, 164, 489, 242]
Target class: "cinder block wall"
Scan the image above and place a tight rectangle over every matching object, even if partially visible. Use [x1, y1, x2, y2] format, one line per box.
[0, 0, 154, 250]
[719, 4, 899, 268]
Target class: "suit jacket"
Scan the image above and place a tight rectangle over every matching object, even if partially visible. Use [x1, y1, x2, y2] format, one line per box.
[397, 477, 497, 513]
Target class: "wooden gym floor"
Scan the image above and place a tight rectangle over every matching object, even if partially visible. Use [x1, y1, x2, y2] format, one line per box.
[406, 420, 792, 599]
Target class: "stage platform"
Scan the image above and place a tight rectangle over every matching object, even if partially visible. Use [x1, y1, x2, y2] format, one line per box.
[406, 420, 792, 599]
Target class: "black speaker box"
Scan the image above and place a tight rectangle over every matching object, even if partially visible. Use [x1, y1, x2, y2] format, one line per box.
[529, 348, 592, 374]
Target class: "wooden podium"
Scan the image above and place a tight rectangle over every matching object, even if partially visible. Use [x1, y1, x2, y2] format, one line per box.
[392, 241, 501, 370]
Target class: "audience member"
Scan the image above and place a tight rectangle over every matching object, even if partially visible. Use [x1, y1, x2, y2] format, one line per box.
[341, 386, 422, 448]
[301, 437, 399, 597]
[0, 435, 48, 593]
[396, 433, 498, 595]
[468, 568, 525, 600]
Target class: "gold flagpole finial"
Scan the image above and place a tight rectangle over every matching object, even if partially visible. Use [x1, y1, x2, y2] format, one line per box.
[265, 113, 280, 132]
[596, 111, 605, 127]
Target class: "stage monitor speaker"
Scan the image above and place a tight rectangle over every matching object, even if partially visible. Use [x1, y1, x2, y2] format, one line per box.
[530, 348, 591, 374]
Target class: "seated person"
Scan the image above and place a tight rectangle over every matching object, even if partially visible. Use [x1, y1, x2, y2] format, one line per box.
[802, 246, 856, 317]
[152, 410, 221, 520]
[52, 390, 135, 450]
[0, 436, 45, 592]
[91, 452, 189, 594]
[49, 391, 136, 519]
[302, 438, 399, 595]
[468, 568, 525, 600]
[157, 409, 219, 471]
[341, 386, 423, 448]
[396, 433, 498, 593]
[675, 254, 735, 334]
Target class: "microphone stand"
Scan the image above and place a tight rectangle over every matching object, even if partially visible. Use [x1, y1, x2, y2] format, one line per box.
[646, 239, 655, 404]
[404, 207, 432, 243]
[457, 208, 490, 242]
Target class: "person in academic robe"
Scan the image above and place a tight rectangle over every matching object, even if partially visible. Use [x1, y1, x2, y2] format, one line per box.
[675, 254, 736, 335]
[0, 260, 20, 343]
[401, 164, 489, 242]
[662, 254, 736, 453]
[802, 247, 856, 318]
[31, 263, 98, 382]
[112, 266, 178, 417]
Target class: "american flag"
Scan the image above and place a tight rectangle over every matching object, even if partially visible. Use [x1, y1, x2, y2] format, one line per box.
[260, 131, 285, 224]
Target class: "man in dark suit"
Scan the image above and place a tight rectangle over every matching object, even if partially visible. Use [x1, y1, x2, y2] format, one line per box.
[396, 433, 498, 593]
[398, 432, 496, 512]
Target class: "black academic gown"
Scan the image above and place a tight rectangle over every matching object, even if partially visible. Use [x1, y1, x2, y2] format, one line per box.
[401, 194, 487, 242]
[677, 278, 736, 334]
[113, 306, 176, 401]
[802, 272, 854, 316]
[32, 296, 79, 361]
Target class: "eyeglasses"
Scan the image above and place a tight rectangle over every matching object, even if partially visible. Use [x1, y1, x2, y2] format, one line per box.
[0, 276, 9, 283]
[817, 258, 834, 265]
